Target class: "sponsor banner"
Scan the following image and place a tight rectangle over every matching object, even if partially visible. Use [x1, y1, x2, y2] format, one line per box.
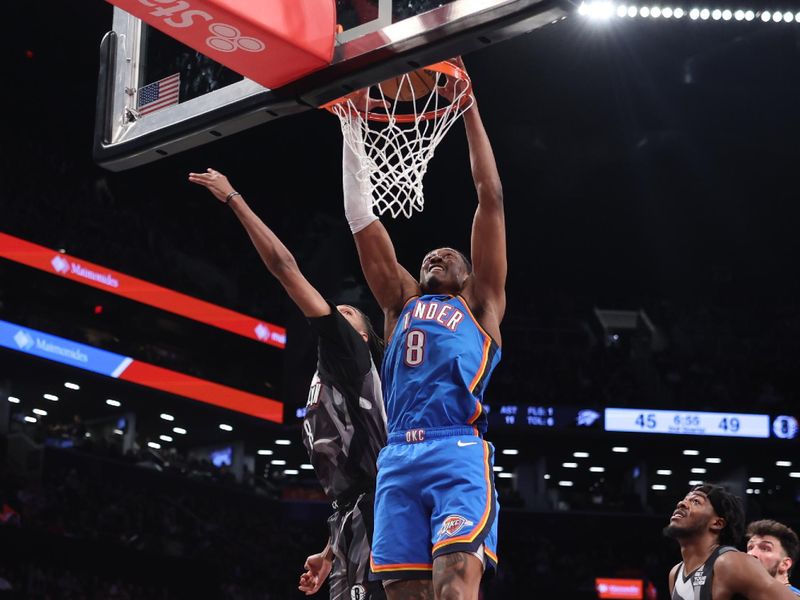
[0, 233, 286, 348]
[595, 578, 643, 600]
[0, 319, 282, 423]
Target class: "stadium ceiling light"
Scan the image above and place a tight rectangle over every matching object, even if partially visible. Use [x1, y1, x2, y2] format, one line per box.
[761, 11, 771, 22]
[789, 472, 800, 479]
[493, 466, 504, 472]
[772, 11, 782, 22]
[748, 476, 765, 483]
[43, 394, 59, 401]
[616, 4, 628, 17]
[24, 416, 37, 423]
[284, 469, 299, 475]
[784, 12, 795, 23]
[7, 396, 20, 404]
[674, 7, 685, 18]
[651, 6, 662, 18]
[498, 473, 513, 479]
[113, 428, 124, 435]
[734, 9, 744, 20]
[147, 442, 161, 449]
[32, 408, 47, 416]
[722, 9, 732, 20]
[172, 427, 187, 435]
[651, 484, 667, 490]
[502, 449, 519, 455]
[745, 10, 754, 21]
[159, 435, 173, 442]
[563, 462, 578, 468]
[300, 464, 314, 470]
[64, 382, 80, 390]
[106, 399, 121, 407]
[612, 446, 629, 453]
[639, 6, 651, 18]
[662, 7, 673, 18]
[746, 488, 754, 494]
[573, 451, 590, 458]
[219, 423, 233, 432]
[257, 449, 273, 456]
[275, 439, 291, 445]
[700, 8, 710, 19]
[160, 413, 174, 421]
[711, 9, 721, 20]
[689, 7, 700, 19]
[578, 1, 589, 16]
[558, 480, 574, 487]
[544, 473, 551, 480]
[656, 469, 672, 475]
[776, 460, 792, 467]
[688, 479, 704, 485]
[682, 449, 699, 456]
[627, 5, 638, 17]
[754, 489, 761, 495]
[691, 467, 707, 474]
[705, 457, 722, 464]
[271, 459, 287, 466]
[590, 466, 605, 473]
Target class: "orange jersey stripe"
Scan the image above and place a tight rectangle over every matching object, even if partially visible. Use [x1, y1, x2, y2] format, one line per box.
[467, 400, 483, 424]
[432, 441, 494, 551]
[485, 547, 499, 565]
[468, 335, 492, 393]
[456, 295, 494, 342]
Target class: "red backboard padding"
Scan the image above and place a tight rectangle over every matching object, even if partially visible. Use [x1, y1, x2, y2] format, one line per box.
[106, 0, 336, 89]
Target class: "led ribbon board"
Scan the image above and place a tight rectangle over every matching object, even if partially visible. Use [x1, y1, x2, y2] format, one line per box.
[0, 319, 282, 423]
[0, 233, 286, 348]
[605, 408, 770, 439]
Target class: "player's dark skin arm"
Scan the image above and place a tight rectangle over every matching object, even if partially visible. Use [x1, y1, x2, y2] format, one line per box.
[188, 169, 330, 319]
[712, 552, 799, 600]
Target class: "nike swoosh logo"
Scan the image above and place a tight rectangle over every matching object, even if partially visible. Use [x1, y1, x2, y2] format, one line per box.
[457, 441, 478, 447]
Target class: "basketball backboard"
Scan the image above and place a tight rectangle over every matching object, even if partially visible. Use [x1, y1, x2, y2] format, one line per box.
[94, 0, 570, 171]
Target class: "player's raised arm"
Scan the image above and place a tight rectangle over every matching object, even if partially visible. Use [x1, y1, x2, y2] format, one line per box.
[188, 168, 330, 318]
[342, 128, 418, 324]
[463, 70, 507, 329]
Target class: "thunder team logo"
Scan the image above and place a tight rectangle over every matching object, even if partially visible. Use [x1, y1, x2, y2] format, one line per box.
[438, 515, 474, 538]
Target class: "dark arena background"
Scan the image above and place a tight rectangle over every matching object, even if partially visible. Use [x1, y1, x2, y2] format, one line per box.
[3, 1, 800, 598]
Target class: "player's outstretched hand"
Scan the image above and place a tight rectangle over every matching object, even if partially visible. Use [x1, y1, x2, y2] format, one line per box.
[298, 552, 332, 595]
[188, 168, 236, 204]
[438, 56, 471, 104]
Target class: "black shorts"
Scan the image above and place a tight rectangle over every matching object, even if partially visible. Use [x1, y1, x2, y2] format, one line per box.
[328, 491, 386, 600]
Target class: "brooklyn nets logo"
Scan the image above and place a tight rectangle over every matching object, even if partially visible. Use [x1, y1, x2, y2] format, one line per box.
[350, 584, 367, 600]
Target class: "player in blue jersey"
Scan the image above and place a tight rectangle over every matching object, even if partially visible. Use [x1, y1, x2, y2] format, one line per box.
[746, 520, 800, 596]
[342, 58, 505, 599]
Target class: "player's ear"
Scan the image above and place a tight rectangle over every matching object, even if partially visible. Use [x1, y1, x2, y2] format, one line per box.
[709, 516, 726, 535]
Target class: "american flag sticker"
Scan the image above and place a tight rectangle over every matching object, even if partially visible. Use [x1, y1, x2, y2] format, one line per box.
[136, 73, 180, 116]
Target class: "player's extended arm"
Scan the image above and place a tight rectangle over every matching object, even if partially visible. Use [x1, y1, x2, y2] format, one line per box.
[342, 134, 418, 318]
[298, 539, 334, 595]
[188, 169, 329, 318]
[463, 68, 507, 321]
[716, 551, 799, 599]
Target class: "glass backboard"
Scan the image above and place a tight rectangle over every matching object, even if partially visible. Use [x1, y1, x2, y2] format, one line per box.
[94, 0, 569, 170]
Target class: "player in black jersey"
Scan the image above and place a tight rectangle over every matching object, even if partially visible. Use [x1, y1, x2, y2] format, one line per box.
[189, 168, 387, 600]
[664, 484, 796, 600]
[746, 520, 800, 596]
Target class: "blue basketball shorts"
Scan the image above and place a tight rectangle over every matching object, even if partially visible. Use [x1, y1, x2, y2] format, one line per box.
[369, 426, 499, 581]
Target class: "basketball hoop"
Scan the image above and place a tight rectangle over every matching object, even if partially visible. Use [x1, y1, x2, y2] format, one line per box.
[323, 61, 473, 218]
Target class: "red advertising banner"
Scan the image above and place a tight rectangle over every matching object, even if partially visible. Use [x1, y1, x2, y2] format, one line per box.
[595, 578, 643, 600]
[0, 233, 286, 348]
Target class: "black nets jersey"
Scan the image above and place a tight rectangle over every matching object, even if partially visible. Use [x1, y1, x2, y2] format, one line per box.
[303, 304, 387, 502]
[672, 546, 746, 600]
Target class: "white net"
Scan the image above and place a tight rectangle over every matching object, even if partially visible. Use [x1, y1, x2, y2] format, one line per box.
[328, 64, 473, 218]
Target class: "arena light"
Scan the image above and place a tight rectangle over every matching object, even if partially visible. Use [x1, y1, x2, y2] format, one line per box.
[106, 399, 121, 407]
[284, 469, 299, 475]
[656, 469, 672, 475]
[24, 416, 37, 423]
[722, 9, 731, 20]
[688, 479, 704, 485]
[300, 464, 314, 470]
[711, 8, 721, 20]
[498, 473, 514, 479]
[627, 5, 637, 17]
[639, 6, 651, 18]
[219, 423, 233, 432]
[674, 7, 684, 18]
[590, 466, 605, 473]
[745, 10, 754, 21]
[700, 8, 710, 20]
[761, 11, 771, 22]
[43, 394, 59, 401]
[159, 435, 173, 442]
[573, 451, 590, 458]
[544, 473, 551, 479]
[651, 484, 667, 490]
[784, 12, 795, 23]
[0, 319, 283, 422]
[662, 7, 673, 18]
[789, 472, 800, 479]
[650, 6, 662, 18]
[689, 7, 700, 19]
[270, 459, 286, 466]
[147, 441, 161, 449]
[7, 396, 20, 404]
[616, 4, 628, 17]
[502, 449, 519, 455]
[612, 446, 629, 453]
[173, 427, 187, 435]
[160, 413, 175, 421]
[558, 480, 574, 487]
[113, 428, 124, 435]
[0, 233, 286, 349]
[257, 449, 273, 456]
[754, 489, 761, 495]
[682, 449, 699, 456]
[691, 467, 707, 474]
[32, 408, 47, 416]
[64, 382, 80, 390]
[705, 457, 722, 464]
[563, 462, 578, 468]
[493, 466, 504, 472]
[748, 476, 765, 483]
[776, 460, 792, 467]
[275, 439, 291, 445]
[746, 488, 754, 494]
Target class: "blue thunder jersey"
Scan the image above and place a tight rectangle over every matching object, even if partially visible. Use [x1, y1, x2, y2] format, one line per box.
[381, 294, 501, 434]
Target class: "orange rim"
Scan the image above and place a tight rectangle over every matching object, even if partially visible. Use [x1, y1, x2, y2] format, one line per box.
[321, 60, 473, 123]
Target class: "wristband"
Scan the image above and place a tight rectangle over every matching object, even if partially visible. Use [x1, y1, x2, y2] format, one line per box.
[225, 191, 241, 204]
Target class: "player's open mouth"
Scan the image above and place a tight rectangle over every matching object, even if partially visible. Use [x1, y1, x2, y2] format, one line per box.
[671, 510, 686, 520]
[429, 265, 444, 273]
